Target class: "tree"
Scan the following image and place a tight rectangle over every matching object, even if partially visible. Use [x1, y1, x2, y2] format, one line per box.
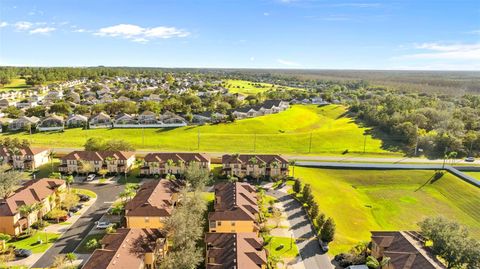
[302, 184, 314, 206]
[64, 175, 74, 193]
[0, 166, 25, 199]
[316, 213, 326, 228]
[2, 106, 22, 118]
[0, 233, 11, 251]
[86, 238, 100, 250]
[98, 169, 108, 179]
[184, 162, 210, 191]
[290, 160, 296, 178]
[293, 179, 302, 193]
[26, 106, 46, 117]
[62, 193, 80, 211]
[49, 102, 72, 116]
[47, 208, 67, 223]
[419, 217, 479, 269]
[65, 252, 76, 266]
[320, 217, 336, 243]
[271, 207, 283, 228]
[310, 201, 319, 219]
[84, 137, 105, 151]
[18, 204, 35, 235]
[48, 150, 56, 173]
[366, 256, 390, 269]
[79, 160, 93, 175]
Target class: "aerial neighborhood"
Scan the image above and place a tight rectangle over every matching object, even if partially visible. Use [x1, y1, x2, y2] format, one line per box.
[0, 66, 479, 269]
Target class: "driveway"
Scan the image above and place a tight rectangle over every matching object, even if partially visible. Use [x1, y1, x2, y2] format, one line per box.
[33, 181, 124, 268]
[267, 189, 334, 269]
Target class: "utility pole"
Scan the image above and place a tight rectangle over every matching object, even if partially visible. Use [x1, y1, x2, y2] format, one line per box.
[308, 132, 313, 153]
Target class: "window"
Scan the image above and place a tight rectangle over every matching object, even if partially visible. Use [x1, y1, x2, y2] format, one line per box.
[217, 221, 222, 226]
[231, 222, 236, 226]
[145, 217, 149, 223]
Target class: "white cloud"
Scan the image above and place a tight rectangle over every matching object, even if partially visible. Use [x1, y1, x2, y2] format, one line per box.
[15, 21, 33, 30]
[399, 42, 480, 60]
[72, 28, 87, 33]
[29, 27, 56, 34]
[94, 24, 190, 42]
[0, 22, 8, 28]
[264, 12, 270, 16]
[277, 59, 301, 66]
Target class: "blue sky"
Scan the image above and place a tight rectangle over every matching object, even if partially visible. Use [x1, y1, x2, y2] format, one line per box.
[0, 0, 479, 70]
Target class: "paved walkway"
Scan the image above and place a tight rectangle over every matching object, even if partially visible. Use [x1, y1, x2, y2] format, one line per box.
[266, 188, 334, 269]
[32, 181, 124, 268]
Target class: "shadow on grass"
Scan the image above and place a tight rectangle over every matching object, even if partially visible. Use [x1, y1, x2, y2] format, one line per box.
[415, 170, 445, 192]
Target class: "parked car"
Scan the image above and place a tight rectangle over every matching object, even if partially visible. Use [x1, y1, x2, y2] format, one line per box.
[465, 157, 475, 162]
[95, 221, 113, 229]
[78, 194, 90, 202]
[318, 239, 329, 253]
[85, 174, 96, 181]
[69, 206, 81, 213]
[14, 249, 32, 258]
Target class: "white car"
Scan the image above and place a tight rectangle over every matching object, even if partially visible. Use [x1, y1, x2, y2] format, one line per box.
[86, 174, 96, 181]
[95, 221, 113, 229]
[465, 157, 475, 162]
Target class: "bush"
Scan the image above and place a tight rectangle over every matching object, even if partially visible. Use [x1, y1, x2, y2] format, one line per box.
[86, 238, 100, 250]
[293, 179, 302, 193]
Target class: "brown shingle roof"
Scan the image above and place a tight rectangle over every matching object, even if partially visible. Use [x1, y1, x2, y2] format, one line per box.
[0, 178, 65, 216]
[61, 151, 135, 161]
[125, 180, 180, 217]
[144, 152, 210, 163]
[83, 228, 166, 269]
[371, 231, 446, 269]
[208, 182, 259, 221]
[205, 232, 267, 269]
[0, 147, 48, 157]
[222, 154, 288, 164]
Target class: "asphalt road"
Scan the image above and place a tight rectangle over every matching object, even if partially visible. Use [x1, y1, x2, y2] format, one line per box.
[267, 189, 334, 269]
[32, 181, 124, 268]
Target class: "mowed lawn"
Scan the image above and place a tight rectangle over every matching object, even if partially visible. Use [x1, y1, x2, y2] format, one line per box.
[294, 167, 480, 254]
[0, 78, 29, 92]
[465, 172, 480, 180]
[225, 79, 302, 95]
[1, 105, 393, 155]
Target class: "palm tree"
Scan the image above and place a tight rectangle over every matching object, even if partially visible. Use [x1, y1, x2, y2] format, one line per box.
[166, 159, 175, 174]
[18, 204, 35, 235]
[64, 175, 74, 193]
[65, 252, 76, 266]
[366, 256, 391, 269]
[289, 160, 296, 178]
[48, 150, 55, 173]
[34, 202, 45, 227]
[52, 254, 66, 268]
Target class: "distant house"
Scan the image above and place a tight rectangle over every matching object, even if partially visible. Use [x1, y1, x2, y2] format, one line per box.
[370, 231, 446, 269]
[58, 151, 136, 174]
[89, 112, 112, 128]
[138, 111, 158, 124]
[113, 113, 136, 127]
[222, 154, 289, 179]
[16, 99, 37, 109]
[65, 91, 81, 103]
[158, 112, 187, 127]
[262, 100, 289, 113]
[37, 115, 64, 131]
[140, 152, 210, 176]
[9, 116, 40, 131]
[205, 232, 267, 269]
[208, 182, 259, 233]
[43, 90, 63, 102]
[82, 228, 167, 269]
[0, 147, 50, 170]
[0, 99, 11, 108]
[193, 111, 227, 124]
[125, 180, 180, 229]
[66, 114, 88, 128]
[0, 178, 65, 235]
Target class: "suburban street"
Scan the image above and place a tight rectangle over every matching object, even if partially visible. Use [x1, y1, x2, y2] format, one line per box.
[267, 188, 334, 269]
[32, 180, 124, 268]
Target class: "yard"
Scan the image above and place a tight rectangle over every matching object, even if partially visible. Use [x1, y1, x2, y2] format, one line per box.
[294, 167, 480, 255]
[0, 78, 29, 92]
[263, 235, 299, 258]
[465, 171, 480, 180]
[75, 233, 105, 254]
[7, 232, 60, 253]
[224, 79, 301, 95]
[1, 105, 397, 156]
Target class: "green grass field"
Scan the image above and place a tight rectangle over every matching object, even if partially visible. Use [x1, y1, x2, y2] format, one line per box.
[294, 167, 480, 254]
[264, 236, 299, 258]
[1, 105, 397, 156]
[7, 232, 60, 253]
[225, 79, 302, 95]
[0, 78, 29, 92]
[465, 172, 480, 180]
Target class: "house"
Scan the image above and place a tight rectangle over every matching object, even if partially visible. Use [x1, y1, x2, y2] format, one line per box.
[208, 182, 259, 233]
[140, 153, 210, 176]
[89, 112, 112, 128]
[0, 99, 11, 108]
[82, 228, 167, 269]
[221, 154, 289, 179]
[66, 114, 88, 128]
[370, 231, 446, 269]
[0, 178, 65, 235]
[205, 232, 267, 269]
[125, 180, 180, 229]
[16, 99, 37, 109]
[58, 151, 136, 174]
[113, 113, 136, 127]
[158, 112, 187, 127]
[192, 111, 228, 124]
[43, 90, 63, 102]
[0, 147, 50, 170]
[65, 91, 81, 103]
[37, 115, 64, 132]
[138, 111, 158, 125]
[9, 116, 40, 131]
[262, 100, 289, 113]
